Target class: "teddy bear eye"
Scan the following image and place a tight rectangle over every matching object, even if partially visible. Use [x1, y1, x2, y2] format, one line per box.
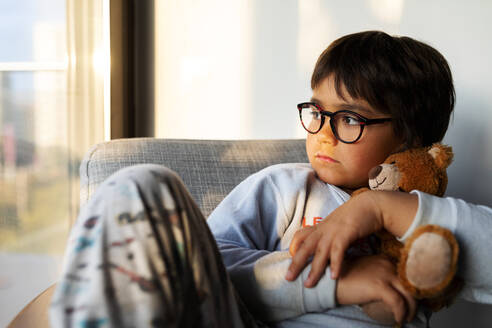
[390, 161, 396, 164]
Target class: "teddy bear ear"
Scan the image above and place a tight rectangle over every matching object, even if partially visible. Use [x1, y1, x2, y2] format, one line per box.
[428, 143, 454, 169]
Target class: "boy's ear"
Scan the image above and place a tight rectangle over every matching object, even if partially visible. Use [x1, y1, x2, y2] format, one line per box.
[428, 143, 453, 169]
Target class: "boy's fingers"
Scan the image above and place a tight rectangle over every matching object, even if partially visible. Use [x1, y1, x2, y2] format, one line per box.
[329, 237, 350, 279]
[289, 226, 314, 256]
[392, 280, 417, 323]
[304, 241, 331, 287]
[380, 285, 406, 325]
[286, 234, 319, 281]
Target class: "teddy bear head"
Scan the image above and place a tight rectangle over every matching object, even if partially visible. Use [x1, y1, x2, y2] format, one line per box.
[368, 143, 453, 197]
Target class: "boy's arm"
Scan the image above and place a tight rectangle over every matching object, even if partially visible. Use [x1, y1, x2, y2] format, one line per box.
[408, 191, 492, 304]
[216, 245, 337, 321]
[288, 190, 492, 305]
[207, 167, 338, 322]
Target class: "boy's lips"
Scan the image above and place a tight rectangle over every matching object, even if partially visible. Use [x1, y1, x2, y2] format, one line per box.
[315, 153, 339, 163]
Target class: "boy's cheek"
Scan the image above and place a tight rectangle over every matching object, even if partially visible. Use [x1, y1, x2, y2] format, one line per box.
[305, 136, 316, 158]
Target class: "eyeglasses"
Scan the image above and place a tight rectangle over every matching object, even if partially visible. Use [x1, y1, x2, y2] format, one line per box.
[297, 102, 392, 144]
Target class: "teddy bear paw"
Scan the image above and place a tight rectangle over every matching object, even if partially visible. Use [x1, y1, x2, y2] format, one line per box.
[398, 225, 459, 298]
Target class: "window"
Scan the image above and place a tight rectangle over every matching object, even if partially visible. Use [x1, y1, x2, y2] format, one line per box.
[0, 1, 108, 325]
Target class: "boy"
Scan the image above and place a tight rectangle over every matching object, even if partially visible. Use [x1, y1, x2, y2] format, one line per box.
[206, 30, 455, 326]
[51, 31, 492, 328]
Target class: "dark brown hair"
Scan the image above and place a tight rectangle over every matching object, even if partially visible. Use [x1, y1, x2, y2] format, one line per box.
[311, 31, 455, 147]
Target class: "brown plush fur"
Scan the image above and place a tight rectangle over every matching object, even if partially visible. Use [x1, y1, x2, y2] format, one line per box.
[355, 143, 462, 324]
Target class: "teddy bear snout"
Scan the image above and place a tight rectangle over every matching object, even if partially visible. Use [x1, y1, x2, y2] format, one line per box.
[368, 164, 401, 191]
[368, 165, 382, 179]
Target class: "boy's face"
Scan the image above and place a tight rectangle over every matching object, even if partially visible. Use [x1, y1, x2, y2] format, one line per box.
[306, 76, 402, 191]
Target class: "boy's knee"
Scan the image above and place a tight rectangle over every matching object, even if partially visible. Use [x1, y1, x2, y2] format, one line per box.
[87, 164, 188, 208]
[83, 164, 184, 218]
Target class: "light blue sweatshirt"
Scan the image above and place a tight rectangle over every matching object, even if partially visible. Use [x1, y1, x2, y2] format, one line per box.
[207, 163, 492, 327]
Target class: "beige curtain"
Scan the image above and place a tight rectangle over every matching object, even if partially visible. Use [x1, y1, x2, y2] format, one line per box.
[66, 0, 107, 225]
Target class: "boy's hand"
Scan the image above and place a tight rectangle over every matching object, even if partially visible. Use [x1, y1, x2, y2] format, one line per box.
[336, 255, 417, 325]
[285, 191, 418, 287]
[286, 192, 384, 286]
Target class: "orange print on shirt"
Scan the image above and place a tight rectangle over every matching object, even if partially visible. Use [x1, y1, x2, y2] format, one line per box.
[302, 216, 323, 227]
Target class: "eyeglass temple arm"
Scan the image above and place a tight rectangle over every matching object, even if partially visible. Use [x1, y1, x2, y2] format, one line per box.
[365, 118, 392, 125]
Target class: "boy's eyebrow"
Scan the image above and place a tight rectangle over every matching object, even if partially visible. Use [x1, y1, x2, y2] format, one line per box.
[310, 97, 376, 115]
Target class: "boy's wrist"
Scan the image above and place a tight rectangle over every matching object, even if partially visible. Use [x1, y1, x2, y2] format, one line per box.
[359, 190, 385, 232]
[370, 191, 418, 238]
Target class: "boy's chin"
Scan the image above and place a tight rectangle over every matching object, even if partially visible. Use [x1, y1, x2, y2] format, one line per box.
[315, 173, 367, 191]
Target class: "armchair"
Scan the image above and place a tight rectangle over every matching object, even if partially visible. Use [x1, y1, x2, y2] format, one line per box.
[8, 138, 307, 327]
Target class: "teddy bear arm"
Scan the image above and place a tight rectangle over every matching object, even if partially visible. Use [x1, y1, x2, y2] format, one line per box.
[374, 229, 403, 263]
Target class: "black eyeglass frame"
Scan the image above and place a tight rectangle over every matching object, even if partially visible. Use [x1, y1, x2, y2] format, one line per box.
[297, 102, 392, 144]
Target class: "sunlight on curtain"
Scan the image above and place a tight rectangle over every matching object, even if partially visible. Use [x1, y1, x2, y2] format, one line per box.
[66, 0, 107, 227]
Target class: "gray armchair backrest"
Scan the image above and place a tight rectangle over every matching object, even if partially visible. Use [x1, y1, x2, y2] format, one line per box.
[80, 138, 308, 217]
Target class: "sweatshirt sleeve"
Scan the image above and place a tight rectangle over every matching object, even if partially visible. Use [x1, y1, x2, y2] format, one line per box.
[400, 190, 492, 304]
[207, 167, 337, 322]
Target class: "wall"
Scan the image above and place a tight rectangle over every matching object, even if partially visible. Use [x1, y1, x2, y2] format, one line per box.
[155, 1, 492, 326]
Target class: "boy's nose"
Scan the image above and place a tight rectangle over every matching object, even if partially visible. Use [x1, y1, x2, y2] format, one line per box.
[318, 121, 337, 144]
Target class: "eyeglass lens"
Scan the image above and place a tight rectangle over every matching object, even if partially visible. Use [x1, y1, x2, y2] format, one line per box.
[300, 104, 362, 143]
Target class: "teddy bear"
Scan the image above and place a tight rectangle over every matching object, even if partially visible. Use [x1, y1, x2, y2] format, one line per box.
[352, 143, 463, 326]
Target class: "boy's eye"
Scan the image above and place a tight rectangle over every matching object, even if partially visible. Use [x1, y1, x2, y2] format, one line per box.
[340, 115, 361, 126]
[310, 110, 321, 120]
